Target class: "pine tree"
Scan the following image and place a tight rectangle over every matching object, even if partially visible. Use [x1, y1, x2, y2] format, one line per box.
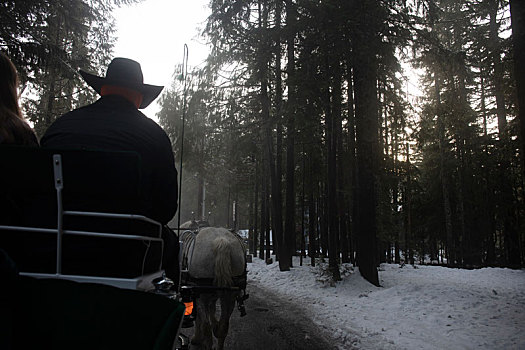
[1, 0, 141, 136]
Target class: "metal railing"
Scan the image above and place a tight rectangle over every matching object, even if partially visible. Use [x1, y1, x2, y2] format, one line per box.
[0, 153, 165, 290]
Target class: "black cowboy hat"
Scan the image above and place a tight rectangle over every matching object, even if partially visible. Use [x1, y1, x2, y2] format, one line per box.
[80, 57, 163, 109]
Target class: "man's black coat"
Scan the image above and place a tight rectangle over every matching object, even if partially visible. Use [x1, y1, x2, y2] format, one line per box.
[41, 95, 178, 225]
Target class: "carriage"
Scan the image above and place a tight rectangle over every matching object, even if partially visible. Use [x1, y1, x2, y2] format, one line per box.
[0, 145, 247, 350]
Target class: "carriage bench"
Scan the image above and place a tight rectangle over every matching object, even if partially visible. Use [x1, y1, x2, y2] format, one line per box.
[0, 145, 165, 290]
[0, 145, 188, 350]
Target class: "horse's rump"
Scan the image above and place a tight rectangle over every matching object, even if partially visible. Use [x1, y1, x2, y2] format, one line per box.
[183, 227, 245, 284]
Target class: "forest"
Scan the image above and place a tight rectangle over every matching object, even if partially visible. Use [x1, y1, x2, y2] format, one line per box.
[2, 0, 524, 286]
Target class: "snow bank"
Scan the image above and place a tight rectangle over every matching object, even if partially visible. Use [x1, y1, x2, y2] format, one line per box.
[248, 257, 525, 349]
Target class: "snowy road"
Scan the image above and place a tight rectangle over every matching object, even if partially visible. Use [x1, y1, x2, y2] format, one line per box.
[226, 281, 339, 349]
[180, 257, 525, 349]
[181, 280, 339, 349]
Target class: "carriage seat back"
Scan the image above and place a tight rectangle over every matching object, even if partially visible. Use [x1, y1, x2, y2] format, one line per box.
[0, 145, 163, 281]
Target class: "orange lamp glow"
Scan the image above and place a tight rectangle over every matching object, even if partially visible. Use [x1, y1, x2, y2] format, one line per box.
[184, 302, 194, 316]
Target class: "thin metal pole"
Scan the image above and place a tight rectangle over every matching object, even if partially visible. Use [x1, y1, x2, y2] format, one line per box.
[53, 155, 64, 274]
[177, 44, 189, 230]
[56, 187, 63, 274]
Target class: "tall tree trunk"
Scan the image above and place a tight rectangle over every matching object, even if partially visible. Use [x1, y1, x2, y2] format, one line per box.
[392, 101, 400, 265]
[435, 75, 455, 266]
[319, 190, 328, 256]
[335, 63, 349, 264]
[227, 184, 231, 228]
[455, 55, 470, 266]
[346, 61, 357, 265]
[489, 0, 507, 135]
[283, 0, 297, 269]
[259, 0, 284, 267]
[249, 180, 254, 255]
[510, 0, 525, 184]
[405, 143, 413, 265]
[510, 0, 525, 267]
[233, 192, 238, 231]
[455, 137, 468, 267]
[352, 0, 380, 286]
[337, 117, 350, 264]
[308, 150, 317, 267]
[250, 155, 259, 255]
[260, 152, 267, 260]
[275, 0, 284, 261]
[490, 0, 517, 266]
[489, 0, 520, 266]
[480, 67, 496, 265]
[326, 58, 341, 281]
[197, 175, 205, 221]
[265, 175, 272, 261]
[41, 19, 62, 133]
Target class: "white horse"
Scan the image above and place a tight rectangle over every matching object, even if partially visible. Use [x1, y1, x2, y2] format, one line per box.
[180, 221, 247, 350]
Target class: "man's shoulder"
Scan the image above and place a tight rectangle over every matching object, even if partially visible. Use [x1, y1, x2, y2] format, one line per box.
[55, 98, 140, 121]
[45, 98, 171, 144]
[54, 101, 100, 119]
[136, 111, 165, 131]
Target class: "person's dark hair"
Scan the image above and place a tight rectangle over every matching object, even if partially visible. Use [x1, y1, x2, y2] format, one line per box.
[0, 52, 38, 145]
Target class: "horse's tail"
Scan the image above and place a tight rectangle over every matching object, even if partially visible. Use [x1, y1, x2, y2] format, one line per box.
[213, 236, 233, 287]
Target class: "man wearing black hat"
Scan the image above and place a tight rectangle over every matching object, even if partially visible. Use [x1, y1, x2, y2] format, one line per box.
[41, 57, 179, 284]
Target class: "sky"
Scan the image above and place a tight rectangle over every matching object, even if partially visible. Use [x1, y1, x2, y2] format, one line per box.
[112, 0, 211, 120]
[246, 256, 525, 350]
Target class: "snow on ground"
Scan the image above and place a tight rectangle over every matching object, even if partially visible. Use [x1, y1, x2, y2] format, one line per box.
[247, 256, 525, 350]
